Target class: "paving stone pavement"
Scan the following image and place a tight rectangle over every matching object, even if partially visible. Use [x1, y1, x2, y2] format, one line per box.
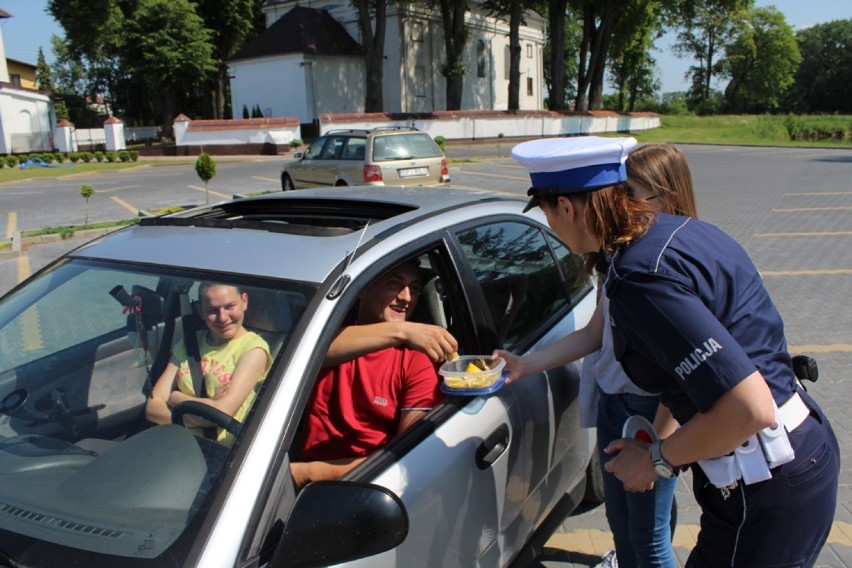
[1, 144, 850, 566]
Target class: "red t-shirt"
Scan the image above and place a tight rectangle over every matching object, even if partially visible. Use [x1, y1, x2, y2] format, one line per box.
[299, 346, 443, 461]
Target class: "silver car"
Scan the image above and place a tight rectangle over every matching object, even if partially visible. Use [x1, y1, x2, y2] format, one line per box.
[0, 186, 600, 567]
[281, 128, 451, 190]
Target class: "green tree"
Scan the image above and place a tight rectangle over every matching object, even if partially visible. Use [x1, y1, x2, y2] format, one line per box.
[80, 184, 95, 226]
[124, 0, 217, 134]
[672, 0, 752, 114]
[435, 0, 469, 110]
[353, 0, 388, 113]
[784, 19, 852, 114]
[195, 152, 217, 204]
[720, 6, 800, 113]
[195, 0, 265, 119]
[544, 0, 576, 110]
[482, 0, 533, 110]
[606, 0, 663, 111]
[36, 48, 56, 92]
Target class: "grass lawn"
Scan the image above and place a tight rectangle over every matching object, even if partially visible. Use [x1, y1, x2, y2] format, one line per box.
[0, 158, 208, 184]
[633, 114, 852, 148]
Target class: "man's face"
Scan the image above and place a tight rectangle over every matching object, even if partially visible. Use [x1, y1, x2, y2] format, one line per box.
[198, 284, 248, 344]
[357, 263, 422, 324]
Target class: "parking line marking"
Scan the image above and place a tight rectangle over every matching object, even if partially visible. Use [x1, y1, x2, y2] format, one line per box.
[760, 269, 852, 277]
[187, 184, 230, 199]
[97, 184, 141, 194]
[754, 231, 852, 238]
[789, 344, 852, 354]
[16, 256, 43, 348]
[455, 170, 529, 181]
[772, 206, 852, 212]
[16, 254, 30, 283]
[252, 176, 278, 182]
[111, 196, 141, 215]
[5, 211, 16, 239]
[785, 192, 852, 196]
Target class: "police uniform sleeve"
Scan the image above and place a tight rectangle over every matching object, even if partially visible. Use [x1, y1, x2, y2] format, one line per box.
[610, 272, 757, 413]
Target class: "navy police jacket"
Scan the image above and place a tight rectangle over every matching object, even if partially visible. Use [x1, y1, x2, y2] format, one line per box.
[605, 214, 796, 425]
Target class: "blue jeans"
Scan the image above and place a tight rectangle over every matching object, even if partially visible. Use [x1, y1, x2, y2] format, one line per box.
[597, 391, 677, 568]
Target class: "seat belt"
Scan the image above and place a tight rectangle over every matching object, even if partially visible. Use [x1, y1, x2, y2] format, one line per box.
[179, 290, 206, 399]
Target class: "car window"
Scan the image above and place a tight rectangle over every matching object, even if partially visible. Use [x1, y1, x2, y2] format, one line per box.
[457, 221, 583, 350]
[0, 259, 315, 563]
[0, 264, 161, 371]
[342, 137, 367, 160]
[303, 137, 325, 159]
[319, 135, 346, 159]
[371, 133, 442, 162]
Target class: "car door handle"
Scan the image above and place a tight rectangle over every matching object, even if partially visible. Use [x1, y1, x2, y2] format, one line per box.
[476, 424, 510, 470]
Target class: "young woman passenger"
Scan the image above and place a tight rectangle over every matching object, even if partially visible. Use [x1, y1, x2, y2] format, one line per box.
[496, 143, 697, 568]
[507, 136, 838, 568]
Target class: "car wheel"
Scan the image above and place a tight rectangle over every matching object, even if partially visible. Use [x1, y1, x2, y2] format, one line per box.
[335, 180, 348, 187]
[583, 446, 606, 504]
[281, 173, 295, 191]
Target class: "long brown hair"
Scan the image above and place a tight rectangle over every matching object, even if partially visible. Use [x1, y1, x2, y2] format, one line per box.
[626, 144, 698, 219]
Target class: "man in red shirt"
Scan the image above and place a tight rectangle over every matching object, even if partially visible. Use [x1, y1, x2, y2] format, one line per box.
[290, 259, 458, 487]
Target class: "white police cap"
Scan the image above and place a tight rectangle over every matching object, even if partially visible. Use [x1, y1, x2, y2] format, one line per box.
[512, 136, 637, 212]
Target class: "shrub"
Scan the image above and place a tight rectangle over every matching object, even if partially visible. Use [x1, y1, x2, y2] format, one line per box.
[54, 153, 65, 164]
[434, 135, 446, 153]
[94, 151, 105, 163]
[5, 155, 18, 167]
[81, 152, 94, 163]
[69, 152, 80, 163]
[129, 150, 139, 161]
[289, 138, 304, 148]
[105, 151, 117, 163]
[118, 150, 131, 162]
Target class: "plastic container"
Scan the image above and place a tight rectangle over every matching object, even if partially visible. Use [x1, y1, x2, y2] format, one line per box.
[439, 355, 507, 394]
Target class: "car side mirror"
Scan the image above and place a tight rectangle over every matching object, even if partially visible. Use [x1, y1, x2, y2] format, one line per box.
[293, 151, 304, 159]
[270, 481, 408, 568]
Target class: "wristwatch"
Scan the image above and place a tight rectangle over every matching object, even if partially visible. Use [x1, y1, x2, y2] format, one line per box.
[649, 440, 678, 478]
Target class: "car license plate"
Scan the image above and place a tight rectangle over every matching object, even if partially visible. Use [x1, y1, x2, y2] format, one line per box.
[398, 167, 429, 178]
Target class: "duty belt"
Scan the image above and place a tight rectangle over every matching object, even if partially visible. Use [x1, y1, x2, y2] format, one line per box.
[698, 391, 809, 488]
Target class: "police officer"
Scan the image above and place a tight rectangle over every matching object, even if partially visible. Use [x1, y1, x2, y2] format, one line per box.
[512, 136, 839, 567]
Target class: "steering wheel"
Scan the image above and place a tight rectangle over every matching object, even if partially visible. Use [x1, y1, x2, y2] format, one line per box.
[171, 401, 242, 438]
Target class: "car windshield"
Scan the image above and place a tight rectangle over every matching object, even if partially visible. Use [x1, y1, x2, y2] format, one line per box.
[0, 258, 314, 565]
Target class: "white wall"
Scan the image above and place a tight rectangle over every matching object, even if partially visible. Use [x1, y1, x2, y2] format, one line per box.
[0, 21, 8, 82]
[319, 113, 662, 141]
[0, 87, 54, 154]
[230, 54, 364, 124]
[230, 55, 310, 122]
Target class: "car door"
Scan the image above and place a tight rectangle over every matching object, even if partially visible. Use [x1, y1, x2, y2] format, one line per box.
[288, 137, 327, 187]
[334, 220, 594, 567]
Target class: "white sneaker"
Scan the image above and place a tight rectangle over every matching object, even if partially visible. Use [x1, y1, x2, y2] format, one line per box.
[593, 548, 618, 568]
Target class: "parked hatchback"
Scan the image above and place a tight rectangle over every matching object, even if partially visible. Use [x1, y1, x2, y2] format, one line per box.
[0, 186, 602, 567]
[281, 128, 451, 190]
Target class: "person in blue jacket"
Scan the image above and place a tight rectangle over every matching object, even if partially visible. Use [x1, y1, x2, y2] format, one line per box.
[512, 136, 839, 568]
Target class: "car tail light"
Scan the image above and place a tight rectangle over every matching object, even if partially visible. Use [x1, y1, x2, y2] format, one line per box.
[364, 164, 382, 183]
[441, 158, 449, 177]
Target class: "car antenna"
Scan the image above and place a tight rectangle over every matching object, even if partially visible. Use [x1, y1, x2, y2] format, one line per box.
[327, 219, 371, 299]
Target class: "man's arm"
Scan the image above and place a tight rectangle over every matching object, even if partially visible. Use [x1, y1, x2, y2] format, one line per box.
[145, 361, 179, 425]
[290, 456, 368, 488]
[325, 321, 458, 367]
[167, 347, 268, 428]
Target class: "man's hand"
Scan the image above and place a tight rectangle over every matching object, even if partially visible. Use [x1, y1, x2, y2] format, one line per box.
[400, 322, 458, 362]
[603, 438, 658, 492]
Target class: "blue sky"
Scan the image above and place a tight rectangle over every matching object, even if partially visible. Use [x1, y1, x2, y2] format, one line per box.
[1, 0, 850, 94]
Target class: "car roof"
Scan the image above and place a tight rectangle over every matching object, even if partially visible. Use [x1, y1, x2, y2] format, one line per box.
[71, 186, 529, 284]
